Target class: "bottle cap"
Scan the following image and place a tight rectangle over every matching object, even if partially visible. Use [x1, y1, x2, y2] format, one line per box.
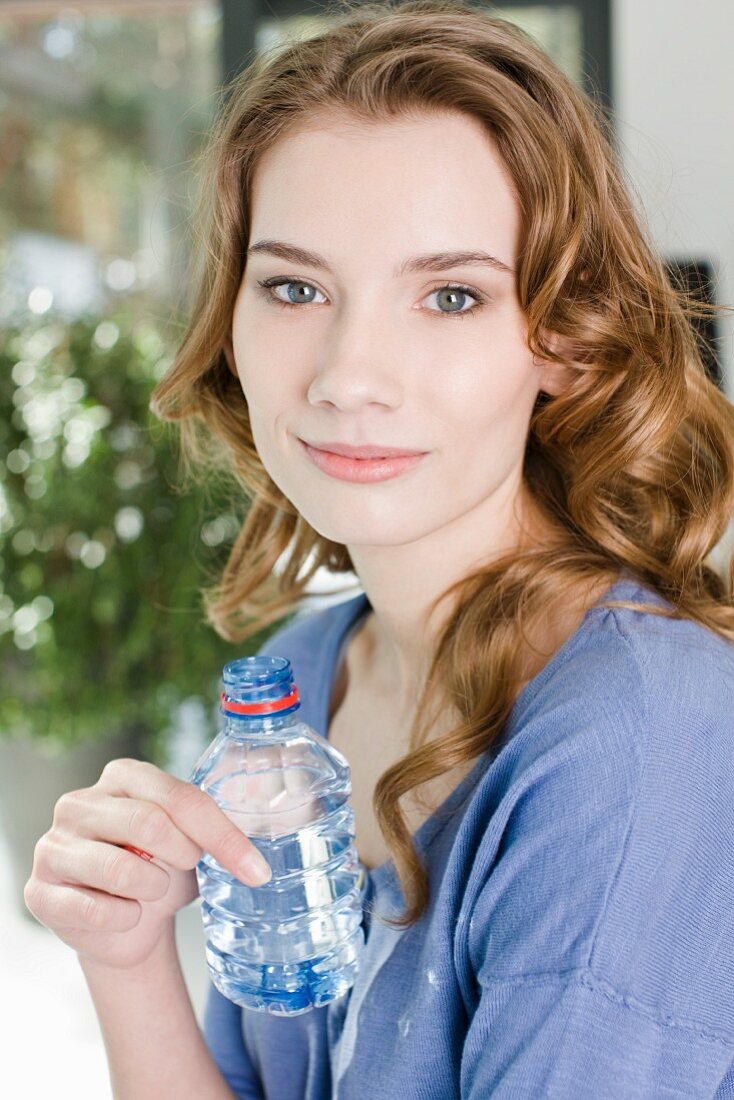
[220, 656, 301, 717]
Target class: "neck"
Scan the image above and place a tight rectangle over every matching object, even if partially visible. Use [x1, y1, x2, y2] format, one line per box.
[347, 480, 555, 711]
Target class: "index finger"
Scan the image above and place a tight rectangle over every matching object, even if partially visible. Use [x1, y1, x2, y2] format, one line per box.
[98, 759, 272, 885]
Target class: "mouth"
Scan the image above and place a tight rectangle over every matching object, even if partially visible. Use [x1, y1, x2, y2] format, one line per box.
[298, 438, 428, 484]
[300, 439, 428, 459]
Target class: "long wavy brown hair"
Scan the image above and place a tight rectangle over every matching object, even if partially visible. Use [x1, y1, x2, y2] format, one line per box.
[150, 0, 734, 929]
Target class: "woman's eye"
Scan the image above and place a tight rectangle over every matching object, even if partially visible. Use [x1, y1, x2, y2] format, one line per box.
[256, 277, 486, 319]
[257, 278, 326, 307]
[424, 285, 484, 318]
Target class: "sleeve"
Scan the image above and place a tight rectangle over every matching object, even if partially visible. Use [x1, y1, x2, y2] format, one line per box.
[202, 980, 265, 1100]
[460, 971, 734, 1098]
[457, 648, 734, 1099]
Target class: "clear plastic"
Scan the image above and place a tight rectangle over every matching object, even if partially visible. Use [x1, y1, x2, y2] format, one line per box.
[188, 656, 365, 1016]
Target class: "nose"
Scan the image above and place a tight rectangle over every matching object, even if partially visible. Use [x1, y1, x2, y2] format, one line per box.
[306, 306, 403, 412]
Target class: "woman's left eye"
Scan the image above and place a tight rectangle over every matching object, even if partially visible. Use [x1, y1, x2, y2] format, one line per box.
[256, 277, 487, 319]
[424, 284, 485, 318]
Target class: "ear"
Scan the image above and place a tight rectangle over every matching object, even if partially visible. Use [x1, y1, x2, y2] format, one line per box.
[533, 331, 578, 397]
[223, 331, 238, 377]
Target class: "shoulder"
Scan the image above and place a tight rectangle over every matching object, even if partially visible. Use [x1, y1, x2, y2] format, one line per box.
[492, 581, 734, 898]
[584, 589, 734, 1033]
[581, 581, 734, 789]
[461, 581, 734, 1037]
[506, 576, 734, 774]
[604, 585, 734, 733]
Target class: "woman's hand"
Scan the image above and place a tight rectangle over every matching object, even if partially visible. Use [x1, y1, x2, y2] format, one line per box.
[23, 757, 271, 971]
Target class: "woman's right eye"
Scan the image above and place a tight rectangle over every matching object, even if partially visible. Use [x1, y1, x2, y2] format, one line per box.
[256, 277, 326, 309]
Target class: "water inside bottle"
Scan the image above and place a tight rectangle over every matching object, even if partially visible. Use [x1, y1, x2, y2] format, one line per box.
[209, 761, 326, 835]
[196, 786, 366, 1015]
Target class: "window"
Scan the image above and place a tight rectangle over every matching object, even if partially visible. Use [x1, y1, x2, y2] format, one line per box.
[0, 1, 222, 320]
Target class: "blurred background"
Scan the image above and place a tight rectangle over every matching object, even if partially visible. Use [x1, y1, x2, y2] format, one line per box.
[0, 1, 732, 1096]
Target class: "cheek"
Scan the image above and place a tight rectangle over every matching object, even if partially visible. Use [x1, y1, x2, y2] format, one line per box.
[244, 408, 294, 502]
[231, 328, 285, 413]
[227, 331, 285, 471]
[430, 328, 541, 438]
[231, 296, 314, 410]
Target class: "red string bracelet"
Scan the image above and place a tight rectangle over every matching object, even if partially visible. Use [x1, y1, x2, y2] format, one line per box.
[122, 844, 155, 862]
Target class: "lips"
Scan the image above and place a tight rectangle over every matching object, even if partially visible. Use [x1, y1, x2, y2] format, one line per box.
[299, 438, 427, 483]
[300, 439, 427, 459]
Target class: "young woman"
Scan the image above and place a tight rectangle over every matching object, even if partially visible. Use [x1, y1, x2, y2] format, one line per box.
[24, 1, 734, 1096]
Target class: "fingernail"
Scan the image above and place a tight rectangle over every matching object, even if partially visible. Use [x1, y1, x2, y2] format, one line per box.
[241, 851, 272, 885]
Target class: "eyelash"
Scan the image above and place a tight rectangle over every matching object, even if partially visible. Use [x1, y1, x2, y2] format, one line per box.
[255, 276, 487, 320]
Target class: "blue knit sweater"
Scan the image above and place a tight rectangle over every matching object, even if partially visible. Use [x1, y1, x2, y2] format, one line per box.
[201, 574, 734, 1098]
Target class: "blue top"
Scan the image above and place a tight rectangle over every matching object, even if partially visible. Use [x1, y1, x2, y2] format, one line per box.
[201, 573, 734, 1098]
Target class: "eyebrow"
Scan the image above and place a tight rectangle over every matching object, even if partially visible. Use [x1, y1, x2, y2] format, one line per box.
[246, 239, 515, 277]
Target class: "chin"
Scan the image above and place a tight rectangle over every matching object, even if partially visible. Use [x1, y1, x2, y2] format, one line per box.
[261, 463, 443, 546]
[297, 500, 438, 548]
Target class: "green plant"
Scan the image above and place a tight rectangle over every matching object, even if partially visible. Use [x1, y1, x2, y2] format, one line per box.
[0, 308, 274, 764]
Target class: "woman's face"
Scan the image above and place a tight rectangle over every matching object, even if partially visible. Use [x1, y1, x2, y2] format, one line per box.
[228, 109, 566, 549]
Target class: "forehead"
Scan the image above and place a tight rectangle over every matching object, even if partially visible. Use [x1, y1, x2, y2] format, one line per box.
[248, 110, 520, 268]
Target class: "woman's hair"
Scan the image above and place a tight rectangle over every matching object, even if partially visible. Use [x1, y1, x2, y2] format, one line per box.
[150, 0, 734, 928]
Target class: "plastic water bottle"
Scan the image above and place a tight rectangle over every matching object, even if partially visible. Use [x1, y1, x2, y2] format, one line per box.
[188, 655, 365, 1016]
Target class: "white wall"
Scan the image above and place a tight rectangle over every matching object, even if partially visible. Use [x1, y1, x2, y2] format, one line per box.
[612, 0, 734, 402]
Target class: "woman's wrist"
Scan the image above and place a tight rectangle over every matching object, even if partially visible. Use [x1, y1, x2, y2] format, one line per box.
[77, 918, 178, 981]
[76, 917, 231, 1099]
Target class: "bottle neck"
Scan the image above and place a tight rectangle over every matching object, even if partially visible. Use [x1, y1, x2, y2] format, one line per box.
[221, 707, 300, 738]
